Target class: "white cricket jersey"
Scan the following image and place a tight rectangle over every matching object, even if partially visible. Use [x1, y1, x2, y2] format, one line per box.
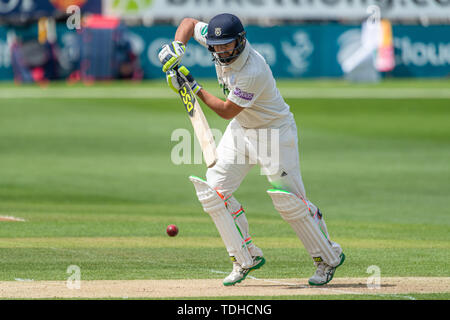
[193, 22, 293, 129]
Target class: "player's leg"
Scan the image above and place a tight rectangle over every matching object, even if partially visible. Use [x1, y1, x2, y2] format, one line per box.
[205, 164, 265, 286]
[207, 162, 264, 259]
[220, 196, 264, 258]
[268, 165, 341, 255]
[189, 175, 254, 268]
[191, 120, 264, 285]
[207, 119, 264, 255]
[267, 189, 345, 285]
[261, 120, 344, 285]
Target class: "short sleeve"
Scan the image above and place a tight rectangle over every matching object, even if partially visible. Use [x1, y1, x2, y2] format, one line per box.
[193, 22, 208, 48]
[227, 75, 264, 108]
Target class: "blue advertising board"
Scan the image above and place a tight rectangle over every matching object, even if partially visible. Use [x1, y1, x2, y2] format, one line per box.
[129, 24, 450, 79]
[392, 25, 450, 78]
[1, 23, 449, 80]
[0, 26, 13, 80]
[126, 25, 348, 79]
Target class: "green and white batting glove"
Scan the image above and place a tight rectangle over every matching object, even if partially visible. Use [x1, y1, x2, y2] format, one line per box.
[166, 66, 202, 94]
[158, 41, 186, 73]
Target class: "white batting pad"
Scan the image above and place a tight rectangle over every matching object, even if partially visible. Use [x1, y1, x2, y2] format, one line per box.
[189, 176, 253, 268]
[267, 189, 341, 267]
[225, 196, 264, 258]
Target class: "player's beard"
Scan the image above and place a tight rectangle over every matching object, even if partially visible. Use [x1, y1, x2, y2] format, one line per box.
[211, 49, 236, 65]
[211, 40, 246, 65]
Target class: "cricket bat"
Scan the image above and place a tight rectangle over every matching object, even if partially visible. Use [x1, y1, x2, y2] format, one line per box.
[177, 82, 218, 168]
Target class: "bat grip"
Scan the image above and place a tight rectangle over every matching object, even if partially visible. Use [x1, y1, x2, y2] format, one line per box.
[172, 65, 184, 87]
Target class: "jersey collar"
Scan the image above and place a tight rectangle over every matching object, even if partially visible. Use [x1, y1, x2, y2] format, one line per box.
[229, 41, 250, 71]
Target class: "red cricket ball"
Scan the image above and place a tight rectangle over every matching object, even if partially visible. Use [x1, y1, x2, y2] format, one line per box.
[166, 224, 178, 237]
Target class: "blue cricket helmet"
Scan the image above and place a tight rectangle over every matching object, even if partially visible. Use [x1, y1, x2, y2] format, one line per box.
[206, 13, 246, 64]
[206, 13, 244, 46]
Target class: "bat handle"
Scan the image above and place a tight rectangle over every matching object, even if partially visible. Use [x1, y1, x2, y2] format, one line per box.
[172, 65, 184, 87]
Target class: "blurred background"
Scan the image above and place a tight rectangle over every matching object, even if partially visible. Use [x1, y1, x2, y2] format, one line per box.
[0, 0, 449, 83]
[0, 1, 449, 292]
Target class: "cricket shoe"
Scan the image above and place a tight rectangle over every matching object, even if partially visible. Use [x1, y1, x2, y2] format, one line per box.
[308, 252, 346, 286]
[223, 256, 265, 286]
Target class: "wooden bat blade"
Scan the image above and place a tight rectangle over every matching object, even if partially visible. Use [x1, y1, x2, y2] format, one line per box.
[191, 105, 218, 168]
[178, 84, 218, 168]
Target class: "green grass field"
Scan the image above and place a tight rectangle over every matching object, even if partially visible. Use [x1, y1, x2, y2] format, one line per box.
[0, 79, 449, 300]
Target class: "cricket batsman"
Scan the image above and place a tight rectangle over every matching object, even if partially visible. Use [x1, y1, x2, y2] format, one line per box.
[158, 13, 345, 286]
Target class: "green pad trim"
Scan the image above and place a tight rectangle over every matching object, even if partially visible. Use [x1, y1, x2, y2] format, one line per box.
[189, 175, 206, 182]
[267, 188, 291, 194]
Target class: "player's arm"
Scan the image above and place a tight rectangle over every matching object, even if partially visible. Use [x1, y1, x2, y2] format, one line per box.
[166, 66, 243, 120]
[197, 89, 244, 120]
[174, 18, 199, 45]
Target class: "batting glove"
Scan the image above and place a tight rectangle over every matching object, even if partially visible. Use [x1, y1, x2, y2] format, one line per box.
[166, 66, 202, 94]
[159, 41, 186, 73]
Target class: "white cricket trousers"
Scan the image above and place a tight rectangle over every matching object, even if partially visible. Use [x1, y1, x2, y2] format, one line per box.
[206, 117, 331, 260]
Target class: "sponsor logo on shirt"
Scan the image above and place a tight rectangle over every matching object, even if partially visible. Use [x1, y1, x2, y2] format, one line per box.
[233, 87, 254, 101]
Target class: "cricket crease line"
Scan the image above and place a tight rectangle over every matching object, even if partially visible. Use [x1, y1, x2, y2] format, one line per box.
[210, 269, 302, 287]
[209, 269, 417, 299]
[0, 215, 26, 222]
[314, 286, 416, 300]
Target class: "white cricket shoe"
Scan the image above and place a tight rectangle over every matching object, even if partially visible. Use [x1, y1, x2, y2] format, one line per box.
[223, 256, 265, 286]
[308, 252, 345, 286]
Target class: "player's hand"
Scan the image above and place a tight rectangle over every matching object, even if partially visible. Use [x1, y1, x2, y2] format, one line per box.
[166, 66, 202, 94]
[166, 69, 183, 93]
[159, 41, 186, 72]
[177, 66, 202, 94]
